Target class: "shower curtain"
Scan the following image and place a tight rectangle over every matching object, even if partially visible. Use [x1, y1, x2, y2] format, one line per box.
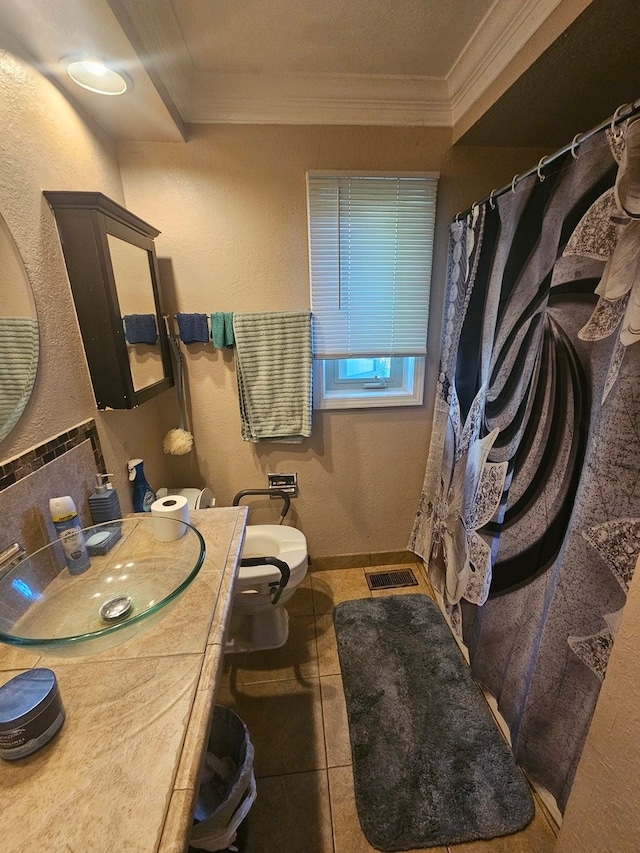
[409, 125, 640, 811]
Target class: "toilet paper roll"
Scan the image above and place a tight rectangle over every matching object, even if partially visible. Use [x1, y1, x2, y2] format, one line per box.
[151, 495, 190, 542]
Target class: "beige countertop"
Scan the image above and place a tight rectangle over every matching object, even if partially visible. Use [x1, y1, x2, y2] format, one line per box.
[0, 506, 247, 853]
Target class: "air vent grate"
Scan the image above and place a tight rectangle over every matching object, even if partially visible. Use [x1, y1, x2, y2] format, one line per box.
[365, 568, 418, 591]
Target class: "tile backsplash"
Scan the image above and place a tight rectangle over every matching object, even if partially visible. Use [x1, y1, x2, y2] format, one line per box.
[0, 420, 104, 492]
[0, 419, 104, 556]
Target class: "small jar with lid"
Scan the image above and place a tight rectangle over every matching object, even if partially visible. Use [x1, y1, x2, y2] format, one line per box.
[0, 668, 65, 760]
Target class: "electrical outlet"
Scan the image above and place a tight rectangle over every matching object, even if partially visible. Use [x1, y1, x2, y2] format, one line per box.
[267, 473, 298, 497]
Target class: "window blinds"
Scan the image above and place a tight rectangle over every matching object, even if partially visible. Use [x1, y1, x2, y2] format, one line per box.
[307, 172, 438, 359]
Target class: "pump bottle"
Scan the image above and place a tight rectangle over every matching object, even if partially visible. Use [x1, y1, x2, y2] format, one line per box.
[127, 459, 156, 512]
[88, 474, 122, 523]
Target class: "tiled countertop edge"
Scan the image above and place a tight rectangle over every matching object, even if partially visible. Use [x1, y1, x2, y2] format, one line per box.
[158, 508, 247, 853]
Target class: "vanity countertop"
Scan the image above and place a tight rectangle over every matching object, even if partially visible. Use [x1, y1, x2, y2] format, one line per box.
[0, 506, 247, 853]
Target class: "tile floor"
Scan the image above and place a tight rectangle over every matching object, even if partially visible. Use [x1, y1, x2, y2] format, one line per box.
[214, 562, 558, 853]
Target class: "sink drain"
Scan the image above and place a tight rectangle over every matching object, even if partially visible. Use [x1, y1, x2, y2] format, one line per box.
[99, 595, 133, 623]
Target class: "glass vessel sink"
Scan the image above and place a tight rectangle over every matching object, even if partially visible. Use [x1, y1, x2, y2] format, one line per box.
[0, 517, 205, 656]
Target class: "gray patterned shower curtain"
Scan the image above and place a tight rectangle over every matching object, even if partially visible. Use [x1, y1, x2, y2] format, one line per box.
[409, 125, 640, 811]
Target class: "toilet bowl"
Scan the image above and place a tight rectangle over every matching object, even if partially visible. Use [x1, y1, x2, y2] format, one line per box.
[227, 524, 308, 652]
[160, 487, 308, 653]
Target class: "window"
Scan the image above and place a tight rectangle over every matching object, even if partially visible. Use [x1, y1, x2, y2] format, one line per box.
[307, 171, 438, 409]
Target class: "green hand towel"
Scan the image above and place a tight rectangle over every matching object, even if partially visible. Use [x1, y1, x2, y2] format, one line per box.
[223, 312, 234, 347]
[211, 312, 234, 348]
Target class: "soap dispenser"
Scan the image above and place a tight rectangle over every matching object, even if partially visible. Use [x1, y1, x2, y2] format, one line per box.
[127, 459, 156, 513]
[88, 474, 122, 523]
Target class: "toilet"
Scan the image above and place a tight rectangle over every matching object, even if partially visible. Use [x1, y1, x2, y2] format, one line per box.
[160, 487, 309, 653]
[228, 524, 308, 652]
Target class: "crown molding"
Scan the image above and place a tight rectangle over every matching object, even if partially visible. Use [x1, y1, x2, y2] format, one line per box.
[184, 71, 451, 125]
[104, 0, 587, 130]
[106, 0, 189, 137]
[2, 0, 589, 136]
[448, 0, 588, 125]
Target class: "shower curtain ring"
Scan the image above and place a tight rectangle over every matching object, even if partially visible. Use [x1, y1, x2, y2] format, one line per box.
[611, 103, 628, 138]
[537, 157, 547, 182]
[570, 133, 582, 159]
[489, 190, 496, 210]
[511, 174, 519, 194]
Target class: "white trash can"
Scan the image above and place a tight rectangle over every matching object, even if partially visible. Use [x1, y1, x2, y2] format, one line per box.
[190, 705, 256, 852]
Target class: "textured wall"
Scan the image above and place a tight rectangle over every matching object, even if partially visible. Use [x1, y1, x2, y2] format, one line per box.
[118, 124, 544, 557]
[0, 47, 175, 510]
[2, 31, 639, 845]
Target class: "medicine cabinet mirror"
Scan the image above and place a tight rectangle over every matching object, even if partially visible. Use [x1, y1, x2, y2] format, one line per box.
[44, 191, 173, 409]
[0, 210, 39, 443]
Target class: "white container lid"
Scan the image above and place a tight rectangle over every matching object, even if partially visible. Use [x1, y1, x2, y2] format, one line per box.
[49, 496, 76, 521]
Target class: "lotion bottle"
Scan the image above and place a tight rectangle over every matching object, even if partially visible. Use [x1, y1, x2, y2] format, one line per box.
[127, 459, 156, 512]
[49, 496, 91, 575]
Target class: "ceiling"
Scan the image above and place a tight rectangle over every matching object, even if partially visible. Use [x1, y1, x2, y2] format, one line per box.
[0, 0, 636, 150]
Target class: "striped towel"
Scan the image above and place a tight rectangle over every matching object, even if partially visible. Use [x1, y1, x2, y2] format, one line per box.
[233, 311, 312, 443]
[0, 317, 39, 434]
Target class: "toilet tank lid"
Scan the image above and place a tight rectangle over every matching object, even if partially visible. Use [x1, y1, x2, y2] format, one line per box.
[156, 487, 215, 510]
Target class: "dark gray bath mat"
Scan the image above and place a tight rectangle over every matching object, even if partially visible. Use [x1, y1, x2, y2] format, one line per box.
[334, 594, 534, 850]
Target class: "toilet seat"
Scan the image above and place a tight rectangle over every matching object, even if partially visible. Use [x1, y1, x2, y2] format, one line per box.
[237, 551, 307, 586]
[237, 525, 307, 586]
[233, 524, 308, 614]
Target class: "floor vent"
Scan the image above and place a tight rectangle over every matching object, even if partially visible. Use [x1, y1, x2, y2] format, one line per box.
[365, 568, 418, 591]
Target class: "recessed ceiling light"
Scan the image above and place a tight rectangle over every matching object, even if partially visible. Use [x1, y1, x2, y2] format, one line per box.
[66, 59, 130, 96]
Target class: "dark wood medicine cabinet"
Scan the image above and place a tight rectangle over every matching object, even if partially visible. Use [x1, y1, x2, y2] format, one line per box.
[44, 191, 173, 409]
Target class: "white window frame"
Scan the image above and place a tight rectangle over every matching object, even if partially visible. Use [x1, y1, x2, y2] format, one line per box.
[307, 170, 437, 410]
[314, 356, 425, 410]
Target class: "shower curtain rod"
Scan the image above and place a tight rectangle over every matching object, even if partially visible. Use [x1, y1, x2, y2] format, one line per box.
[456, 96, 640, 221]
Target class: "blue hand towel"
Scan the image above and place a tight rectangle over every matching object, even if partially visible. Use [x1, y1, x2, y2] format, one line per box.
[176, 313, 209, 344]
[123, 314, 158, 345]
[211, 312, 235, 348]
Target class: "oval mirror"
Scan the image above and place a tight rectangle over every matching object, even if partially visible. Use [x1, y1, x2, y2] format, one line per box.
[0, 211, 39, 443]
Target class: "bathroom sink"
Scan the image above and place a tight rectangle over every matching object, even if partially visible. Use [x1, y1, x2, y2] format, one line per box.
[0, 517, 205, 655]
